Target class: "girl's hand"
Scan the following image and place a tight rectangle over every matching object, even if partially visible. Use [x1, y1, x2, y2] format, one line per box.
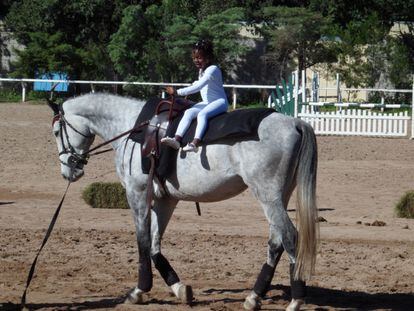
[165, 86, 176, 96]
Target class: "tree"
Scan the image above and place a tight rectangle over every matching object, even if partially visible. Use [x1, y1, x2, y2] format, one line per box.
[310, 0, 414, 88]
[5, 0, 250, 98]
[5, 0, 130, 81]
[108, 4, 249, 85]
[259, 6, 337, 80]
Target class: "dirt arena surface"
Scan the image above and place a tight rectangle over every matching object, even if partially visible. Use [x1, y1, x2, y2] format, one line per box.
[0, 102, 413, 311]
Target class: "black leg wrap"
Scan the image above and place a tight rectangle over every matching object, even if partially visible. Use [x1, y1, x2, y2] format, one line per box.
[138, 258, 153, 292]
[253, 263, 276, 297]
[152, 253, 180, 286]
[289, 264, 306, 299]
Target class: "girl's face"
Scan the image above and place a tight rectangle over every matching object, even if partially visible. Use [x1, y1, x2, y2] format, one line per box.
[192, 50, 209, 70]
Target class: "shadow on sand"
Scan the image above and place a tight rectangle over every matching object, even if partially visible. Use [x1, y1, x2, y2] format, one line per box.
[196, 285, 414, 310]
[0, 201, 14, 206]
[270, 284, 414, 311]
[1, 285, 412, 310]
[0, 296, 186, 311]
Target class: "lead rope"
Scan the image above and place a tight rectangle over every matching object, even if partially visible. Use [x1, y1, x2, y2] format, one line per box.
[20, 181, 71, 310]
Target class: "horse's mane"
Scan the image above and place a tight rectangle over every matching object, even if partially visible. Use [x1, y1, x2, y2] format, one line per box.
[63, 92, 146, 112]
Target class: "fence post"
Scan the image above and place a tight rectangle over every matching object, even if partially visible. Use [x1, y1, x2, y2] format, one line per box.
[21, 82, 26, 102]
[411, 75, 414, 139]
[336, 73, 342, 103]
[232, 87, 237, 110]
[294, 70, 299, 118]
[311, 72, 318, 102]
[301, 69, 306, 103]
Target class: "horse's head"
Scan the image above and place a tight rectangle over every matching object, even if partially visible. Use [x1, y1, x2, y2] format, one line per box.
[48, 100, 95, 182]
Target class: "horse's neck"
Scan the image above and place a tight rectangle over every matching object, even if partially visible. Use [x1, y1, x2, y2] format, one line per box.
[67, 94, 143, 142]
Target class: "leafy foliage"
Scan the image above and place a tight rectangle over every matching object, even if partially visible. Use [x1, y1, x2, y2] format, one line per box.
[259, 6, 337, 79]
[6, 0, 129, 81]
[310, 0, 414, 88]
[3, 0, 414, 97]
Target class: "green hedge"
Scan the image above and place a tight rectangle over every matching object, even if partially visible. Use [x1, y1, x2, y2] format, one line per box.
[395, 191, 414, 219]
[82, 182, 129, 209]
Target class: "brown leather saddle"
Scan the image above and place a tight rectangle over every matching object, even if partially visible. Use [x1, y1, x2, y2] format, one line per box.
[141, 97, 193, 160]
[139, 96, 199, 216]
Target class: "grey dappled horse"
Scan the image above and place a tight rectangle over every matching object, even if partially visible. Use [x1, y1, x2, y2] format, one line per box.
[49, 93, 318, 311]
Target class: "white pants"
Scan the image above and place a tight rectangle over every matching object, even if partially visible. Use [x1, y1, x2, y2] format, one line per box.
[176, 98, 228, 140]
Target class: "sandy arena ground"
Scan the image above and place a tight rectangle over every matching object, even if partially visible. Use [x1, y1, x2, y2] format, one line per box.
[0, 102, 413, 310]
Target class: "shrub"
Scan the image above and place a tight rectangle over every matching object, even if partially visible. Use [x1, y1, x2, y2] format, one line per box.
[82, 182, 129, 209]
[395, 191, 414, 219]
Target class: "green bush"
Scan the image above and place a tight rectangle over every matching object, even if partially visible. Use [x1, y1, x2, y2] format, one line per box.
[0, 88, 49, 103]
[0, 89, 22, 102]
[82, 182, 129, 209]
[395, 191, 414, 219]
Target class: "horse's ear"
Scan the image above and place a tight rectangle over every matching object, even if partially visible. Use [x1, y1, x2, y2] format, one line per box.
[47, 98, 60, 116]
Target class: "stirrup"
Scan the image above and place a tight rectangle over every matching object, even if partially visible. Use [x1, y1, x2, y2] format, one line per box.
[182, 143, 199, 153]
[161, 137, 180, 150]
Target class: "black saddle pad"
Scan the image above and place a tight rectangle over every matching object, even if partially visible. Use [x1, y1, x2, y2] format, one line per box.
[128, 97, 275, 178]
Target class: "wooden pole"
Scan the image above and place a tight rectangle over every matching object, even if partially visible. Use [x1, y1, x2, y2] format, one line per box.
[21, 82, 26, 102]
[232, 88, 237, 110]
[411, 75, 414, 139]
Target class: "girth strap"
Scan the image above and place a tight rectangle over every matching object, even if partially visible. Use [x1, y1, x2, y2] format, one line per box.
[146, 155, 155, 212]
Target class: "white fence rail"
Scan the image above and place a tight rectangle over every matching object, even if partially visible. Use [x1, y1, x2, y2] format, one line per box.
[0, 77, 277, 110]
[299, 105, 410, 137]
[1, 75, 413, 138]
[270, 71, 414, 139]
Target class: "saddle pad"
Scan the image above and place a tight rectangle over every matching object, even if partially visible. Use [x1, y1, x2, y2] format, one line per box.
[176, 107, 276, 145]
[128, 98, 275, 178]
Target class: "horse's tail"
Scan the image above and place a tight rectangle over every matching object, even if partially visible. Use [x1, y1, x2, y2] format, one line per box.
[294, 120, 319, 281]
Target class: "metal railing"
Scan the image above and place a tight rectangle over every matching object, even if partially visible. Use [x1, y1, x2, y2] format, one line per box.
[0, 77, 278, 109]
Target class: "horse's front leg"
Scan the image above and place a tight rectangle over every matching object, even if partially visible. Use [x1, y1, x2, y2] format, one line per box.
[150, 196, 193, 304]
[124, 186, 153, 304]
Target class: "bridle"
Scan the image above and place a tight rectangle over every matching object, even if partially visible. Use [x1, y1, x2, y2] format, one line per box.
[52, 108, 149, 171]
[53, 113, 93, 170]
[21, 100, 150, 309]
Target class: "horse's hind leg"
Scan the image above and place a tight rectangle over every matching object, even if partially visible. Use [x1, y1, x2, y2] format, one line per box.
[244, 199, 305, 311]
[244, 224, 284, 310]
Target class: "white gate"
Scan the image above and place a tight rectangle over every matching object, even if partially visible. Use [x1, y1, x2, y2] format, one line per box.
[299, 105, 410, 137]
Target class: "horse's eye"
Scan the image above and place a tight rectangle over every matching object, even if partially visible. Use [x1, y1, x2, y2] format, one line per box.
[53, 131, 59, 137]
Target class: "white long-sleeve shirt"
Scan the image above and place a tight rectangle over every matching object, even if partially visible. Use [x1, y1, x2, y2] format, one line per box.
[176, 65, 228, 104]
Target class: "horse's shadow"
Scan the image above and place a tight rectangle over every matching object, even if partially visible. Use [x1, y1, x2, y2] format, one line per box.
[273, 284, 413, 310]
[197, 285, 414, 310]
[0, 201, 14, 206]
[0, 296, 184, 311]
[2, 286, 412, 310]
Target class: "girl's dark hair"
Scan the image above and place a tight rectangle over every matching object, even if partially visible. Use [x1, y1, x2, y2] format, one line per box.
[193, 39, 214, 59]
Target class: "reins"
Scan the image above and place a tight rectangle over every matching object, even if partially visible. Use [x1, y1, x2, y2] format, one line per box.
[20, 119, 149, 309]
[21, 99, 201, 308]
[83, 120, 149, 158]
[21, 181, 71, 309]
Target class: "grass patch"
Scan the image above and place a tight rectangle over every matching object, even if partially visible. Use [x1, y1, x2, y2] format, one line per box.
[395, 190, 414, 219]
[0, 88, 56, 104]
[82, 182, 129, 209]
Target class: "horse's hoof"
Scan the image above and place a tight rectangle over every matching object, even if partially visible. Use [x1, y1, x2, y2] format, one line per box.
[286, 298, 304, 311]
[177, 284, 194, 304]
[124, 287, 144, 304]
[243, 292, 261, 310]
